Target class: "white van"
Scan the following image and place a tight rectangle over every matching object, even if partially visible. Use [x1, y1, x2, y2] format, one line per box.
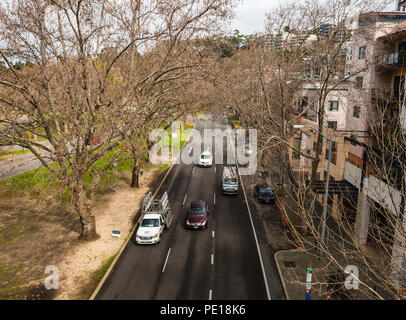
[222, 166, 239, 194]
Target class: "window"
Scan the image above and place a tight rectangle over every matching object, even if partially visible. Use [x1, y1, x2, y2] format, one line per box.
[328, 101, 339, 111]
[325, 141, 337, 165]
[327, 121, 337, 129]
[356, 77, 363, 89]
[359, 46, 366, 59]
[353, 106, 360, 118]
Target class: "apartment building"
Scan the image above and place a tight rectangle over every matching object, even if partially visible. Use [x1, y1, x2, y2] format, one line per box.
[290, 11, 406, 287]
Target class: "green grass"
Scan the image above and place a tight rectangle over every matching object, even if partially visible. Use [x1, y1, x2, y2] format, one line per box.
[79, 254, 116, 299]
[228, 112, 240, 123]
[160, 124, 193, 149]
[0, 163, 60, 191]
[0, 123, 193, 196]
[157, 163, 169, 175]
[0, 220, 30, 244]
[0, 264, 24, 300]
[0, 149, 31, 157]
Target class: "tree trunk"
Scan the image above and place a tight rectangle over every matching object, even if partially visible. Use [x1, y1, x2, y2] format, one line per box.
[73, 181, 99, 240]
[131, 159, 141, 188]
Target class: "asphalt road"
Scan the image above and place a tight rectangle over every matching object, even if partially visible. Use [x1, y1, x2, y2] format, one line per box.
[96, 112, 285, 300]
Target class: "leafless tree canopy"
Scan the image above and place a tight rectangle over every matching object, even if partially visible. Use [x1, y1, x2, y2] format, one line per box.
[0, 0, 237, 239]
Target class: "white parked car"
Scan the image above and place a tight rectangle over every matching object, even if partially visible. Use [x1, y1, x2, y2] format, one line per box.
[198, 150, 213, 167]
[135, 214, 164, 245]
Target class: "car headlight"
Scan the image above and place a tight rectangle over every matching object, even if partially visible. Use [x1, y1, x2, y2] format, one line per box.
[186, 220, 191, 225]
[201, 220, 206, 225]
[152, 233, 158, 238]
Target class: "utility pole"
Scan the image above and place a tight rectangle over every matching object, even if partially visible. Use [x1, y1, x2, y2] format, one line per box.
[293, 125, 333, 258]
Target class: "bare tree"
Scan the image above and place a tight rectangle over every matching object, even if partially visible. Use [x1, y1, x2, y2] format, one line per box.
[0, 0, 237, 240]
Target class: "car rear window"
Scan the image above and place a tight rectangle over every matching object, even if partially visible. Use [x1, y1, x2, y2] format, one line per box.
[225, 178, 237, 184]
[190, 206, 206, 214]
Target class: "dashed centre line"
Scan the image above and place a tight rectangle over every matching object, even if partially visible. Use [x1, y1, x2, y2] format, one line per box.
[182, 193, 188, 206]
[162, 248, 171, 273]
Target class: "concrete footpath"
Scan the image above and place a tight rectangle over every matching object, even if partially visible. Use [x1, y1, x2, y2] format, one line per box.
[272, 174, 396, 300]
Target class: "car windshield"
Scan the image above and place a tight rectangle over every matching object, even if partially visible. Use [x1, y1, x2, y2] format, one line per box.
[225, 178, 237, 184]
[190, 206, 206, 214]
[259, 187, 272, 193]
[201, 154, 211, 159]
[141, 218, 160, 227]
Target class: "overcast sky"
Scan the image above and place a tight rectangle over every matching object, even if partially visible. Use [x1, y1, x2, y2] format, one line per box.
[229, 0, 397, 36]
[229, 0, 280, 35]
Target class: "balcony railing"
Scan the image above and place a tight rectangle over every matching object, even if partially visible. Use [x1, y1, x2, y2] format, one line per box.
[375, 52, 406, 68]
[370, 88, 403, 104]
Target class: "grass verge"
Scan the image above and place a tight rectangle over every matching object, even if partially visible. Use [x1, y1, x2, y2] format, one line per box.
[78, 254, 116, 300]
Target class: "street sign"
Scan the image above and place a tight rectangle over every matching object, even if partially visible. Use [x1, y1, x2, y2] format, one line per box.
[306, 268, 312, 300]
[112, 230, 121, 238]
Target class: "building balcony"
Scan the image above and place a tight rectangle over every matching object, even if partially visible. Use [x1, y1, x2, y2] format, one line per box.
[375, 52, 406, 69]
[370, 88, 403, 105]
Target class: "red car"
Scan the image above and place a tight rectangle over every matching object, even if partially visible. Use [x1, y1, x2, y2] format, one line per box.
[185, 200, 209, 229]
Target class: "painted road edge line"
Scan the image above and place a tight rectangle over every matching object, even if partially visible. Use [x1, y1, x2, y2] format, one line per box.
[89, 128, 193, 300]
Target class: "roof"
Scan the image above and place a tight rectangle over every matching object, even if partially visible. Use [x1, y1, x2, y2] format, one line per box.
[377, 29, 406, 41]
[358, 11, 406, 26]
[142, 213, 161, 219]
[223, 166, 237, 177]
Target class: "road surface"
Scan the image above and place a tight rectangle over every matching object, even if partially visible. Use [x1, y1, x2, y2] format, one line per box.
[96, 112, 288, 300]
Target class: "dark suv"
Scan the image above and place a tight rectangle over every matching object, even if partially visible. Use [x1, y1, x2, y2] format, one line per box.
[186, 200, 209, 229]
[254, 184, 275, 204]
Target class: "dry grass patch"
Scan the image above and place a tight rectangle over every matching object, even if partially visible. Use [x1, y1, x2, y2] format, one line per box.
[0, 165, 164, 300]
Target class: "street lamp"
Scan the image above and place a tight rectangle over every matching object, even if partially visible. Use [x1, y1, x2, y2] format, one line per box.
[292, 124, 333, 259]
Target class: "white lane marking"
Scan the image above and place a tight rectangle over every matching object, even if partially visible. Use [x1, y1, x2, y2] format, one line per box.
[214, 165, 216, 173]
[182, 193, 187, 206]
[208, 290, 212, 300]
[162, 248, 171, 273]
[213, 193, 216, 206]
[192, 167, 196, 174]
[224, 113, 272, 301]
[211, 254, 214, 265]
[212, 231, 215, 238]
